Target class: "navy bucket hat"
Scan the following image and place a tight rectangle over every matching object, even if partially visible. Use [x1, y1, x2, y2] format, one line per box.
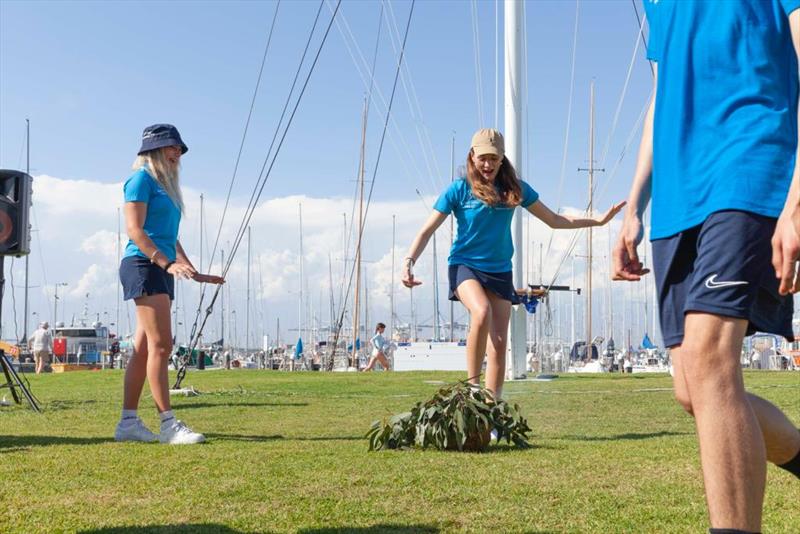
[138, 124, 188, 155]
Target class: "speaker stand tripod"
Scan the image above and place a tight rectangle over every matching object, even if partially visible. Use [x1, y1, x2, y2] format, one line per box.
[0, 256, 40, 412]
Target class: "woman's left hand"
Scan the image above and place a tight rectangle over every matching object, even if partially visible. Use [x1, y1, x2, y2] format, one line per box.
[595, 200, 627, 226]
[193, 273, 226, 285]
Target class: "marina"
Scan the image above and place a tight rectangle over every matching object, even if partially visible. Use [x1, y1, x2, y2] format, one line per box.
[1, 1, 799, 532]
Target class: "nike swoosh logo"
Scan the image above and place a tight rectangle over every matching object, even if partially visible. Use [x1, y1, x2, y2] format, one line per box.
[705, 274, 749, 289]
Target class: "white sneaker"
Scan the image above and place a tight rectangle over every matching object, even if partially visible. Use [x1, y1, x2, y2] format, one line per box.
[490, 429, 499, 443]
[114, 418, 158, 442]
[159, 419, 205, 445]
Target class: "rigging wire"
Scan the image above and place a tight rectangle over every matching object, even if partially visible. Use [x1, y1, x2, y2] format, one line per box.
[331, 2, 385, 339]
[327, 0, 416, 368]
[331, 1, 438, 197]
[184, 0, 282, 346]
[175, 0, 343, 388]
[542, 0, 580, 263]
[631, 0, 654, 76]
[540, 5, 651, 292]
[599, 14, 645, 168]
[542, 92, 651, 293]
[220, 0, 336, 302]
[494, 0, 499, 128]
[470, 0, 485, 126]
[30, 204, 53, 315]
[383, 0, 445, 191]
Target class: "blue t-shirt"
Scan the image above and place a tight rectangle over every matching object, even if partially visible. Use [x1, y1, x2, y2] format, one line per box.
[433, 178, 539, 272]
[644, 0, 800, 240]
[122, 167, 181, 261]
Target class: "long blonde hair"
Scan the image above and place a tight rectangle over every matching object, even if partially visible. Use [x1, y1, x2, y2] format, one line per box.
[465, 152, 522, 207]
[132, 148, 185, 212]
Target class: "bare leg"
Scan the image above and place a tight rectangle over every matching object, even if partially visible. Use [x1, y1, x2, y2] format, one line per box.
[454, 280, 491, 386]
[680, 313, 765, 531]
[131, 294, 174, 413]
[484, 291, 511, 397]
[747, 394, 800, 465]
[35, 354, 42, 374]
[672, 346, 800, 465]
[122, 326, 148, 410]
[363, 352, 390, 372]
[376, 352, 391, 371]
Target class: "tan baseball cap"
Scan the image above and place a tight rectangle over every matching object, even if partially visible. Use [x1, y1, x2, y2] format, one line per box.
[471, 128, 504, 158]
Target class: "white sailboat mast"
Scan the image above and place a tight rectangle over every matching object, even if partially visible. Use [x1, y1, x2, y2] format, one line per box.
[587, 81, 595, 356]
[506, 0, 527, 379]
[23, 119, 30, 343]
[352, 98, 367, 365]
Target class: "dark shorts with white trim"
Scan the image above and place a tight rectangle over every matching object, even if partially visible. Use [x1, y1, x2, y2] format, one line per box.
[120, 255, 175, 301]
[448, 264, 520, 304]
[652, 210, 793, 348]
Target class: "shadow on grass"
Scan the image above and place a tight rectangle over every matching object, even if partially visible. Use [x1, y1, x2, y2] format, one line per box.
[556, 430, 691, 442]
[204, 433, 367, 442]
[483, 443, 559, 453]
[80, 525, 257, 534]
[44, 399, 99, 411]
[81, 525, 442, 534]
[171, 401, 309, 410]
[299, 526, 439, 533]
[204, 433, 285, 442]
[294, 435, 364, 441]
[0, 435, 114, 451]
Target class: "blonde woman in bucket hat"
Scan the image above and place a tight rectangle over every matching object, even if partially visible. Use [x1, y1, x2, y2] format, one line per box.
[402, 128, 625, 402]
[115, 124, 224, 445]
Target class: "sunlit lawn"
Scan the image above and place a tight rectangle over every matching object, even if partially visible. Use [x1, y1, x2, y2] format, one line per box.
[1, 369, 798, 533]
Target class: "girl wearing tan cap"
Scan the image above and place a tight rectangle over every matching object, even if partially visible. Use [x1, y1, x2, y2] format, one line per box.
[402, 128, 624, 401]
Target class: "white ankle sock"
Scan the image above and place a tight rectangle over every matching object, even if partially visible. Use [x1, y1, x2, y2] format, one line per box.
[121, 409, 138, 422]
[159, 410, 175, 426]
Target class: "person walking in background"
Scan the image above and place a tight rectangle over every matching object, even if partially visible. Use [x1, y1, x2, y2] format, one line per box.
[115, 124, 224, 445]
[613, 1, 800, 531]
[29, 321, 52, 374]
[363, 322, 391, 372]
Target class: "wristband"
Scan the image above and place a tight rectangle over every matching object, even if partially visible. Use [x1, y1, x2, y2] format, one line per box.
[164, 261, 175, 272]
[150, 250, 160, 264]
[404, 257, 415, 267]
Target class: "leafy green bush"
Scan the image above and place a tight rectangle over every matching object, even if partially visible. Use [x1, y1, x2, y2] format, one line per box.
[366, 381, 532, 452]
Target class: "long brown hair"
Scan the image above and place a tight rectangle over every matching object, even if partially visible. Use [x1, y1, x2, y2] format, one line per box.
[465, 152, 522, 207]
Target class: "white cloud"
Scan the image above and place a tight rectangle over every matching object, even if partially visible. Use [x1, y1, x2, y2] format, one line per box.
[6, 173, 658, 345]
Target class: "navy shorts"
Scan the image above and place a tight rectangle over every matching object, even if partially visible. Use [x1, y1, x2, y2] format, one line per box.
[652, 210, 793, 348]
[119, 255, 175, 301]
[448, 264, 519, 303]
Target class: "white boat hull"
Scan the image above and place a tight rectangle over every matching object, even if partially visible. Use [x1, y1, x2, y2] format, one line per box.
[393, 342, 467, 371]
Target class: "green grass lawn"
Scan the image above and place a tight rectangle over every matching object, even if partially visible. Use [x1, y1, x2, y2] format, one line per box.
[1, 369, 797, 533]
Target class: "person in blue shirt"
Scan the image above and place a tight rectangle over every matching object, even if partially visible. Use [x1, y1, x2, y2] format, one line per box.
[115, 124, 224, 446]
[613, 2, 800, 531]
[403, 128, 624, 401]
[363, 322, 391, 372]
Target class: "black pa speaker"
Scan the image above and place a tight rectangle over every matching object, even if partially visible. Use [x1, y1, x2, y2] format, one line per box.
[0, 170, 32, 257]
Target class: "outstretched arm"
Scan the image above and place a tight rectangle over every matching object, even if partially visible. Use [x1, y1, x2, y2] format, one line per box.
[771, 9, 800, 295]
[612, 64, 657, 281]
[402, 210, 448, 287]
[174, 240, 224, 285]
[526, 199, 626, 229]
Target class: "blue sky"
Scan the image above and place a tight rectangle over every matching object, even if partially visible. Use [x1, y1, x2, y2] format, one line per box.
[1, 0, 653, 202]
[0, 0, 659, 346]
